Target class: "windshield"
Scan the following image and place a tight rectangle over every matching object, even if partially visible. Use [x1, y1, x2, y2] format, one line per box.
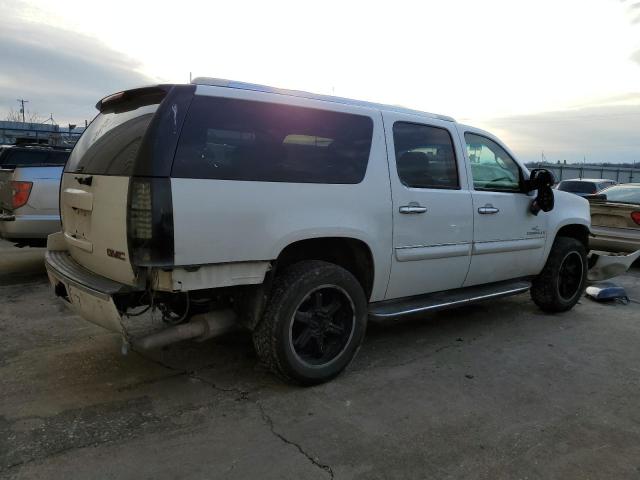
[600, 185, 640, 205]
[557, 181, 596, 194]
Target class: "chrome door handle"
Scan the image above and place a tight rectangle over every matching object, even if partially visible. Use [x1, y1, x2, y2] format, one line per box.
[478, 205, 499, 214]
[399, 204, 427, 214]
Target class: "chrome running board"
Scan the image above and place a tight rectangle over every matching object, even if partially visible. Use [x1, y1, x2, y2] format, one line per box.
[369, 279, 532, 321]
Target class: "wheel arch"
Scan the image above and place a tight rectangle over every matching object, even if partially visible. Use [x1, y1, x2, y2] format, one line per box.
[273, 236, 376, 300]
[541, 220, 590, 268]
[555, 223, 590, 248]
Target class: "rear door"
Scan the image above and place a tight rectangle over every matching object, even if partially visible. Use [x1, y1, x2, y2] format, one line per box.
[60, 90, 167, 285]
[459, 128, 547, 286]
[384, 113, 473, 299]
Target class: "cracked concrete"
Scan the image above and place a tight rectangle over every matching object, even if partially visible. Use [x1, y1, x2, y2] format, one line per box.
[257, 401, 335, 479]
[2, 240, 640, 479]
[133, 344, 332, 477]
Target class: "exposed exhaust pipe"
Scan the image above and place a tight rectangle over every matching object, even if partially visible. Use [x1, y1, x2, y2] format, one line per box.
[133, 309, 236, 350]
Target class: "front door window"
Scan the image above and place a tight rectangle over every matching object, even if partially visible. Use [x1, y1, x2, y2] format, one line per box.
[465, 133, 521, 192]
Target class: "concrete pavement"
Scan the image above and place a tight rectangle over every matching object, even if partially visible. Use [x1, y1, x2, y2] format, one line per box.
[1, 241, 640, 479]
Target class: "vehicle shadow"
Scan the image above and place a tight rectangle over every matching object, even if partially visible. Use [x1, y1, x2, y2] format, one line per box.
[135, 293, 540, 391]
[0, 239, 46, 285]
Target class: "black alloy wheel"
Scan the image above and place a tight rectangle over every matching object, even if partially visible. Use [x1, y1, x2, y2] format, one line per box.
[289, 285, 355, 368]
[557, 251, 584, 301]
[253, 260, 368, 385]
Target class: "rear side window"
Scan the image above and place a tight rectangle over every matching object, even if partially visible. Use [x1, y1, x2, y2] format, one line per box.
[172, 96, 374, 184]
[392, 122, 459, 189]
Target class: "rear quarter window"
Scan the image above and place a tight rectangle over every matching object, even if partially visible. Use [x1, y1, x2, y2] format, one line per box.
[172, 96, 374, 184]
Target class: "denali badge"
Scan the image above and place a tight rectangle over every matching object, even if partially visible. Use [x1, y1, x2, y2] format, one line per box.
[106, 248, 126, 261]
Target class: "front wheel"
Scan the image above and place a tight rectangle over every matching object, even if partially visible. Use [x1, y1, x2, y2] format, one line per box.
[253, 260, 367, 385]
[531, 236, 587, 312]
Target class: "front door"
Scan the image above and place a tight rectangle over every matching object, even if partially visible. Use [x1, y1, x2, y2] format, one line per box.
[384, 113, 473, 299]
[460, 128, 547, 286]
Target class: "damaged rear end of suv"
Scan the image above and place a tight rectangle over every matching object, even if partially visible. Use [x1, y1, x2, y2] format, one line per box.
[46, 84, 249, 350]
[46, 81, 378, 386]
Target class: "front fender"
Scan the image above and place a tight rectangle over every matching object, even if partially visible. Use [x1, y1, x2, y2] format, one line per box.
[543, 191, 591, 262]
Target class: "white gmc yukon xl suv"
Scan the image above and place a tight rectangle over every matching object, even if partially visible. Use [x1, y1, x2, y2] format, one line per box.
[46, 79, 602, 385]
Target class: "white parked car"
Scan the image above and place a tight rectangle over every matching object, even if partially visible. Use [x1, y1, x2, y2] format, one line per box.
[45, 79, 636, 385]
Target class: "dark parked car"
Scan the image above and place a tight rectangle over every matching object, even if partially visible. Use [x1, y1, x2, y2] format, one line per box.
[556, 178, 617, 197]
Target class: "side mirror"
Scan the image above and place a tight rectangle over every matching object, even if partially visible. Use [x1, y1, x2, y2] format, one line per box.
[526, 169, 555, 215]
[525, 168, 556, 191]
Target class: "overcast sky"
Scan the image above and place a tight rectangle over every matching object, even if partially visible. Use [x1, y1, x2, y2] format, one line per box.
[1, 0, 639, 163]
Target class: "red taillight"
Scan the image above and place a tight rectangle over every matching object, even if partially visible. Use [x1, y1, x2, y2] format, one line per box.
[127, 177, 174, 266]
[631, 211, 640, 226]
[11, 181, 32, 209]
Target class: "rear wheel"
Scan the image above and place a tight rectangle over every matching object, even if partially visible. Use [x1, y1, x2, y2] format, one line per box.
[253, 260, 367, 385]
[531, 236, 587, 312]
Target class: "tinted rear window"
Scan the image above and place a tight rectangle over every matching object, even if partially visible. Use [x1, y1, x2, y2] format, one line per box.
[47, 151, 70, 165]
[0, 150, 68, 167]
[172, 96, 374, 183]
[558, 181, 596, 194]
[65, 91, 164, 175]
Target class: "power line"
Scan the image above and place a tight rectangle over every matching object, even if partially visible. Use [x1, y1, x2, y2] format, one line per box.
[16, 98, 28, 123]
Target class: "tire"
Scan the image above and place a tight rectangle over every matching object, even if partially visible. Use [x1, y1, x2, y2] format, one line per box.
[531, 236, 587, 313]
[253, 260, 368, 385]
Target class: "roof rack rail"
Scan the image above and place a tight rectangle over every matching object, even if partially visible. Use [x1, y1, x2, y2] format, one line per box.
[190, 77, 456, 122]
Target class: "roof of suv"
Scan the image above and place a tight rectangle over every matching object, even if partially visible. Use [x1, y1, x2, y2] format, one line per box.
[191, 77, 456, 123]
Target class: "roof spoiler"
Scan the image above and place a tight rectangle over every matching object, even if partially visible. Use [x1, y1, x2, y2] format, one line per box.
[95, 85, 171, 112]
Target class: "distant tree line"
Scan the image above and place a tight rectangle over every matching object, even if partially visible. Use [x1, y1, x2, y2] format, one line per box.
[3, 108, 43, 124]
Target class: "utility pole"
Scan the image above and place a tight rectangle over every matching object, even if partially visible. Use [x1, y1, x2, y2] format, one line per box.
[16, 98, 28, 123]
